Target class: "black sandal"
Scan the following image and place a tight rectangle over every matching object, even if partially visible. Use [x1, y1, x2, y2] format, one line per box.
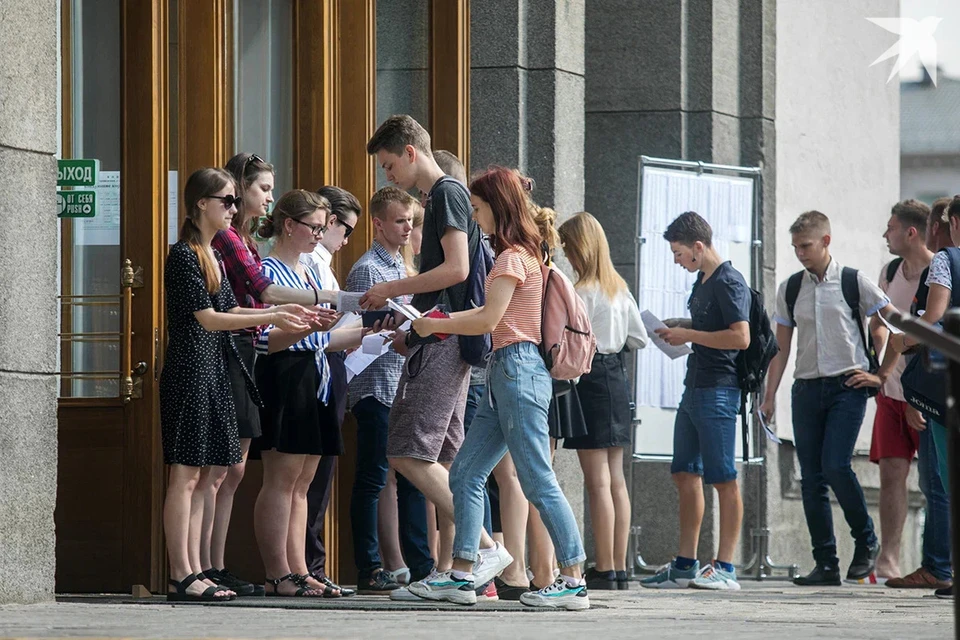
[307, 571, 354, 598]
[167, 573, 233, 602]
[265, 573, 324, 597]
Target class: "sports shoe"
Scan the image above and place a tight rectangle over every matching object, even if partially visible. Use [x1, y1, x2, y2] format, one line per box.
[690, 563, 741, 591]
[845, 573, 887, 586]
[389, 586, 424, 602]
[476, 579, 499, 601]
[357, 568, 401, 595]
[519, 576, 590, 611]
[935, 585, 954, 599]
[494, 576, 528, 601]
[885, 567, 951, 590]
[407, 571, 477, 605]
[847, 543, 880, 581]
[639, 561, 699, 589]
[472, 542, 514, 588]
[386, 567, 411, 585]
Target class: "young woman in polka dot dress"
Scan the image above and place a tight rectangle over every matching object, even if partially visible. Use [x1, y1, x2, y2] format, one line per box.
[161, 167, 321, 602]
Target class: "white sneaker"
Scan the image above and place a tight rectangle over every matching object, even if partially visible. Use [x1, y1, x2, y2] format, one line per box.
[689, 564, 741, 591]
[407, 571, 477, 605]
[519, 576, 590, 611]
[389, 586, 423, 601]
[472, 542, 514, 588]
[386, 567, 411, 585]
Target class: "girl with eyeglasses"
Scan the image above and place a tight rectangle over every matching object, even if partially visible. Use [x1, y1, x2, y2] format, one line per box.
[200, 153, 339, 598]
[162, 168, 316, 602]
[252, 189, 375, 597]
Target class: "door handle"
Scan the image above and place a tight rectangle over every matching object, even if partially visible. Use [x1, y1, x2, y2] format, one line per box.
[133, 361, 148, 376]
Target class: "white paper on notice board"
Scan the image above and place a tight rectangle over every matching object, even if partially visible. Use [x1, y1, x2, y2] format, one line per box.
[168, 171, 179, 243]
[77, 170, 120, 245]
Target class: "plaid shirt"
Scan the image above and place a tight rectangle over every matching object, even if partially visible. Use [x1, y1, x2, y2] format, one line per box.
[212, 227, 272, 334]
[345, 241, 408, 409]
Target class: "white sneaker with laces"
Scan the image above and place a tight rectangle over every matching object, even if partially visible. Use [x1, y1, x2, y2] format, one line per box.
[389, 586, 423, 601]
[519, 576, 590, 611]
[472, 542, 514, 588]
[407, 571, 477, 605]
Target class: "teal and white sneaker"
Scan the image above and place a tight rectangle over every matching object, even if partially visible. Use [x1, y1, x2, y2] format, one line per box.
[407, 571, 477, 605]
[638, 561, 700, 589]
[690, 563, 741, 591]
[519, 576, 590, 611]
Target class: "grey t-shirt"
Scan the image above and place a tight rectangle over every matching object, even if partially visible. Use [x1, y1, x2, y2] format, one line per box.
[412, 177, 480, 313]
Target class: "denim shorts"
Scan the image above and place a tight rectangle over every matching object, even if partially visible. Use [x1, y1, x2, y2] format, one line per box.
[670, 386, 740, 485]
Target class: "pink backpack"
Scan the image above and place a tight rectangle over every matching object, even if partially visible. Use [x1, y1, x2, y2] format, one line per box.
[539, 264, 597, 380]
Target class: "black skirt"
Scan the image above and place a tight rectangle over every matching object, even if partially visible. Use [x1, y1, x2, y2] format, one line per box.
[227, 333, 262, 439]
[255, 350, 345, 456]
[548, 379, 589, 441]
[563, 351, 633, 450]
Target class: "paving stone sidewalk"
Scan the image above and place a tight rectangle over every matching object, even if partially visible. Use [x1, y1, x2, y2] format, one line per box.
[0, 582, 952, 640]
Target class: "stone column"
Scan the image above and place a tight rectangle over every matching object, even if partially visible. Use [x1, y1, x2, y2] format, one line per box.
[0, 2, 60, 603]
[470, 0, 587, 532]
[584, 0, 777, 568]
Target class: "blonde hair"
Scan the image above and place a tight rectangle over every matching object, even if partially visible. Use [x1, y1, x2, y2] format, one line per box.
[558, 211, 628, 299]
[789, 210, 831, 236]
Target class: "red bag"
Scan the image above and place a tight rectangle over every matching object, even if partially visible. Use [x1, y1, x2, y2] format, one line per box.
[539, 264, 596, 380]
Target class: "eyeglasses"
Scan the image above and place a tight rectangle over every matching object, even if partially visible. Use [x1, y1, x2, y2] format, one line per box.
[291, 218, 327, 237]
[205, 194, 242, 209]
[334, 215, 355, 238]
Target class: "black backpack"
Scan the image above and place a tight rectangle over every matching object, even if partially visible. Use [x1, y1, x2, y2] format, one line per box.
[692, 273, 778, 461]
[784, 266, 880, 398]
[735, 287, 779, 461]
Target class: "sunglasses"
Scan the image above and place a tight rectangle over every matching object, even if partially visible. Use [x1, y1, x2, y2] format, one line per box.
[334, 215, 355, 238]
[291, 218, 327, 237]
[205, 194, 242, 209]
[243, 153, 265, 174]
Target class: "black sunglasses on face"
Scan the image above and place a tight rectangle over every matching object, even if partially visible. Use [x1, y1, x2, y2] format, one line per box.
[334, 215, 355, 238]
[205, 194, 242, 209]
[291, 218, 327, 237]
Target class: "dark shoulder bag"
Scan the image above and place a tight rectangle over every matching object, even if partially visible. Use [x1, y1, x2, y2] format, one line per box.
[901, 247, 960, 420]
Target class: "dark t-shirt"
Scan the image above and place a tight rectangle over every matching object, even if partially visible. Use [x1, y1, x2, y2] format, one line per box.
[412, 176, 480, 313]
[684, 261, 751, 389]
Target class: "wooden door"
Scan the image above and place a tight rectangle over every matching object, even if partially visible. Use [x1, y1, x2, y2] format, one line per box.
[56, 0, 168, 593]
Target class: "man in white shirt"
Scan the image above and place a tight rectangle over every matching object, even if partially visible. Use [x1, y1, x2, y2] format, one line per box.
[866, 201, 934, 583]
[761, 211, 895, 587]
[302, 185, 362, 595]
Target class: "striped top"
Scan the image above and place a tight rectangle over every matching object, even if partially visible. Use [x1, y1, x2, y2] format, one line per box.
[487, 247, 543, 351]
[257, 255, 332, 404]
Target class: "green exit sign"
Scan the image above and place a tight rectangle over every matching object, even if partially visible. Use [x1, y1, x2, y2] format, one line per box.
[57, 159, 99, 187]
[58, 191, 97, 217]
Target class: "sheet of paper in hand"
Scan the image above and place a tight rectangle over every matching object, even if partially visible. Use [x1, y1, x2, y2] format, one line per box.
[641, 310, 693, 360]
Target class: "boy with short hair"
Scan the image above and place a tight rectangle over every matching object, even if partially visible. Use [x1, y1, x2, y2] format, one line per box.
[347, 187, 435, 594]
[762, 211, 894, 586]
[360, 115, 513, 591]
[640, 211, 750, 591]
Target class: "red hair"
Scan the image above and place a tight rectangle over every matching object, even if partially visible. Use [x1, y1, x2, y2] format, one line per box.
[469, 166, 542, 260]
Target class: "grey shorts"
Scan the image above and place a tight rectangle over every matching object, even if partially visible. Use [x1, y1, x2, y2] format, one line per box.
[387, 337, 470, 464]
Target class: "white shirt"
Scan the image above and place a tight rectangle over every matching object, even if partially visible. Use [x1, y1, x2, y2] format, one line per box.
[774, 258, 890, 380]
[879, 260, 924, 401]
[302, 243, 340, 292]
[577, 284, 648, 354]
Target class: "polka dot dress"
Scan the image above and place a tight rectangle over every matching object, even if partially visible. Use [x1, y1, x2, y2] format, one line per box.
[159, 241, 243, 467]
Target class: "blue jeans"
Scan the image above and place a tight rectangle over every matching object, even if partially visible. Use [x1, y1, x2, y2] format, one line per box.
[449, 342, 586, 567]
[464, 384, 493, 533]
[670, 386, 741, 485]
[349, 397, 434, 580]
[792, 377, 877, 568]
[918, 418, 951, 580]
[930, 419, 950, 498]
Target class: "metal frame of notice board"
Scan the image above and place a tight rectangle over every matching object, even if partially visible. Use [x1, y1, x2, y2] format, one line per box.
[627, 155, 798, 581]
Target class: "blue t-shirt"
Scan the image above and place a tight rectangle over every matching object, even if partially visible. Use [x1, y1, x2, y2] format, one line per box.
[684, 261, 750, 389]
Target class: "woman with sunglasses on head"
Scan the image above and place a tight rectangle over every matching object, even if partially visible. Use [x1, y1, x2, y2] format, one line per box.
[201, 153, 338, 598]
[411, 166, 589, 610]
[162, 168, 314, 602]
[253, 189, 374, 597]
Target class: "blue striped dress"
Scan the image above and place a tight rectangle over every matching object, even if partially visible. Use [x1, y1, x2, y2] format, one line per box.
[257, 256, 332, 404]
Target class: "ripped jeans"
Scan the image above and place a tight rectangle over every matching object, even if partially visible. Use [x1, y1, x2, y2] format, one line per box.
[448, 341, 586, 568]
